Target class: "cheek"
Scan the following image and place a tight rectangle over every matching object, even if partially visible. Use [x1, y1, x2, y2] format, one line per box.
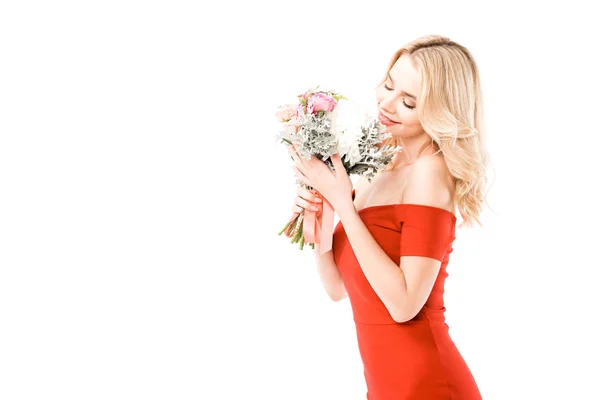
[404, 112, 420, 126]
[403, 113, 423, 131]
[374, 86, 386, 103]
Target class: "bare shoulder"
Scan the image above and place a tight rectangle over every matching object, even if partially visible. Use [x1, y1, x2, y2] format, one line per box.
[403, 154, 454, 212]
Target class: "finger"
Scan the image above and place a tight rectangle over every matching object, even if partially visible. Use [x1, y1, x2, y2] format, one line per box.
[292, 146, 316, 170]
[289, 147, 309, 175]
[287, 145, 306, 168]
[297, 186, 322, 203]
[291, 163, 308, 179]
[331, 153, 346, 174]
[293, 166, 310, 185]
[295, 196, 322, 212]
[330, 152, 341, 167]
[292, 163, 309, 179]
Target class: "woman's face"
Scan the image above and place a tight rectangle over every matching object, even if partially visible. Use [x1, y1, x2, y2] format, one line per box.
[375, 54, 424, 139]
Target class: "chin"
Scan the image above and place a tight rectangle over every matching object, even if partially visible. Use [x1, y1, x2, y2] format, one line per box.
[384, 125, 404, 135]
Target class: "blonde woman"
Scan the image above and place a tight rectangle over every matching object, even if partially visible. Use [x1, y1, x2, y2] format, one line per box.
[289, 35, 488, 399]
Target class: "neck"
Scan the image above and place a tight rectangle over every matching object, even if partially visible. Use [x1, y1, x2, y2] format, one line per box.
[394, 135, 434, 166]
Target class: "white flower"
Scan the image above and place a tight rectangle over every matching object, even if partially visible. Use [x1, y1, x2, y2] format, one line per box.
[282, 118, 298, 137]
[330, 100, 368, 165]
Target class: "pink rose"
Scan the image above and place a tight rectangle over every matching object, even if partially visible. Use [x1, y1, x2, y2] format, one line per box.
[296, 103, 305, 116]
[276, 105, 296, 122]
[307, 93, 337, 114]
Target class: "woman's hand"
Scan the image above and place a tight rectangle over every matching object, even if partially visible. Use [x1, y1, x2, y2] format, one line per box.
[292, 185, 323, 216]
[288, 145, 353, 210]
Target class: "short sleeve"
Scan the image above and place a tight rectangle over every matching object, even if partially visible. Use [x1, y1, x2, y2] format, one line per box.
[398, 205, 456, 261]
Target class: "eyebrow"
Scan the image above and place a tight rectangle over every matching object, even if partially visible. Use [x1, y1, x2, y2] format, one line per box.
[387, 72, 417, 100]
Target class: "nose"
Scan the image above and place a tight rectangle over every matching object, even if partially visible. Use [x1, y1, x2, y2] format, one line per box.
[379, 90, 397, 115]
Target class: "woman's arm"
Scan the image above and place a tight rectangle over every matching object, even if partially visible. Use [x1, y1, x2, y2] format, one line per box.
[335, 156, 453, 322]
[314, 244, 348, 302]
[312, 177, 371, 303]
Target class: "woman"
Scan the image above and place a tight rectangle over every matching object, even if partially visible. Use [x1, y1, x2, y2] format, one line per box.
[289, 35, 488, 399]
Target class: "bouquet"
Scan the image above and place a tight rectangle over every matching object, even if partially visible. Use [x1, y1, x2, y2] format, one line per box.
[276, 87, 400, 254]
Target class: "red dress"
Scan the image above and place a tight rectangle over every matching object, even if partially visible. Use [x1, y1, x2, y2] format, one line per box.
[331, 190, 482, 400]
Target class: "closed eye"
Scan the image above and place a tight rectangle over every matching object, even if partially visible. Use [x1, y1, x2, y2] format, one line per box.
[383, 84, 415, 110]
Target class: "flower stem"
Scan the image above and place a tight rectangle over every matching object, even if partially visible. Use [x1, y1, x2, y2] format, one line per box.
[278, 220, 291, 236]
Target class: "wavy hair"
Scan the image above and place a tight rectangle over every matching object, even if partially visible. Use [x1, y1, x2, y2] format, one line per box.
[379, 35, 491, 227]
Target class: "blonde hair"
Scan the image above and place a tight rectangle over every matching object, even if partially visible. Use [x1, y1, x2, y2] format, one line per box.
[379, 35, 491, 227]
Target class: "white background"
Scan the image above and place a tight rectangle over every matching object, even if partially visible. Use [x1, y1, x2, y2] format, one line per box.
[1, 1, 599, 399]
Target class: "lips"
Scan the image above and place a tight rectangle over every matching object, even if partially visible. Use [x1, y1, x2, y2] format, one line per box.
[378, 112, 401, 126]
